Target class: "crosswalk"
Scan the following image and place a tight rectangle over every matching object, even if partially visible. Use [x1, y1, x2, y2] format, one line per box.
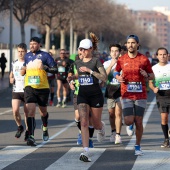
[1, 145, 170, 170]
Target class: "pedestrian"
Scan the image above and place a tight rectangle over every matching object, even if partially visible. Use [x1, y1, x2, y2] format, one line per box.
[67, 33, 107, 162]
[9, 43, 29, 141]
[149, 47, 170, 148]
[114, 34, 154, 156]
[20, 37, 58, 146]
[55, 49, 71, 108]
[0, 52, 7, 80]
[103, 43, 122, 144]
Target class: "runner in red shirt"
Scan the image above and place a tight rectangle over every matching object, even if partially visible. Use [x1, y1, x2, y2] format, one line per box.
[114, 34, 154, 156]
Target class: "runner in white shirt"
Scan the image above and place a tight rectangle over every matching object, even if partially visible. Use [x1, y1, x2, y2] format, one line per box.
[149, 47, 170, 148]
[103, 44, 122, 144]
[9, 43, 29, 141]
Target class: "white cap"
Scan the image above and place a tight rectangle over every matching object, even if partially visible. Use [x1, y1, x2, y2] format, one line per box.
[78, 39, 92, 49]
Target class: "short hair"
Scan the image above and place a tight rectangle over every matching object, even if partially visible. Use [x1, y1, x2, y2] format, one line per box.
[109, 44, 121, 52]
[30, 37, 40, 43]
[156, 47, 168, 56]
[17, 43, 27, 51]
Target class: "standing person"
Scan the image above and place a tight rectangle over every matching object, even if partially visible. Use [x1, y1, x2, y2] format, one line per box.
[47, 52, 55, 106]
[67, 33, 107, 162]
[114, 34, 154, 155]
[0, 52, 7, 80]
[55, 49, 71, 108]
[9, 43, 29, 140]
[20, 37, 58, 146]
[149, 47, 170, 147]
[103, 44, 122, 144]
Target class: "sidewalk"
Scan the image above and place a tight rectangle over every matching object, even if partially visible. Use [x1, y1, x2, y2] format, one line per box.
[0, 72, 10, 93]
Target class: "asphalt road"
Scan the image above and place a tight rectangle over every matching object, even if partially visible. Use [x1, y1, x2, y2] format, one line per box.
[0, 88, 170, 170]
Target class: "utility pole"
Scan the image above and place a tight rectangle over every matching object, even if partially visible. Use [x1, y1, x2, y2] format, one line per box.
[69, 18, 73, 55]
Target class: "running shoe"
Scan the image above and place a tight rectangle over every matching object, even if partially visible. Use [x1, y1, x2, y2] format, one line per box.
[62, 101, 67, 108]
[89, 139, 94, 148]
[134, 145, 144, 156]
[161, 139, 169, 148]
[110, 132, 116, 142]
[27, 135, 37, 146]
[49, 100, 54, 106]
[97, 121, 105, 143]
[15, 125, 24, 138]
[56, 102, 62, 108]
[168, 130, 170, 138]
[42, 125, 49, 141]
[24, 131, 29, 141]
[126, 124, 134, 136]
[77, 133, 82, 145]
[115, 134, 122, 144]
[79, 150, 91, 162]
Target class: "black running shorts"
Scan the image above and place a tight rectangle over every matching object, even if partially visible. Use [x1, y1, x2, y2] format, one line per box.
[12, 92, 25, 102]
[24, 86, 50, 107]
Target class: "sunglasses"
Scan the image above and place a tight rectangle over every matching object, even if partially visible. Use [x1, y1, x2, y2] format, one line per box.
[78, 48, 88, 51]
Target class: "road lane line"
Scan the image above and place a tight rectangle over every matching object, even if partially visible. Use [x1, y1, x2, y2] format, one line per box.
[46, 147, 106, 170]
[0, 109, 12, 116]
[132, 150, 170, 170]
[0, 121, 75, 169]
[125, 99, 156, 150]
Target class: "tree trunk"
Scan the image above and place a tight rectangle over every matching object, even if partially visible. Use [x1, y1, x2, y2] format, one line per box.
[45, 25, 50, 52]
[20, 21, 25, 43]
[60, 29, 65, 49]
[73, 31, 78, 54]
[69, 18, 73, 55]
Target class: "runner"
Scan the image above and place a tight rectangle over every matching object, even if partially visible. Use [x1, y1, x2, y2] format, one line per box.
[103, 43, 122, 144]
[114, 34, 154, 155]
[20, 37, 58, 146]
[67, 33, 107, 162]
[55, 49, 71, 108]
[9, 43, 29, 140]
[149, 47, 170, 147]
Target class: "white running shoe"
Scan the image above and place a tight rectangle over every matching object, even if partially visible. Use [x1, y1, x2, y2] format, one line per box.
[97, 121, 105, 143]
[134, 145, 144, 156]
[168, 129, 170, 138]
[79, 150, 91, 162]
[110, 132, 116, 142]
[115, 134, 122, 144]
[126, 124, 134, 136]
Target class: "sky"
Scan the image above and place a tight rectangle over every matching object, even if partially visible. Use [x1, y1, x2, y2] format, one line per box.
[115, 0, 170, 10]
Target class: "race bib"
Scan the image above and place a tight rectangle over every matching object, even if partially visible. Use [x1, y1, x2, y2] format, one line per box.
[58, 66, 65, 73]
[28, 76, 40, 85]
[78, 76, 93, 85]
[127, 82, 142, 92]
[159, 81, 170, 90]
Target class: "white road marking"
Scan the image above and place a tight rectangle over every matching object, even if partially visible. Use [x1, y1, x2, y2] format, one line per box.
[0, 121, 75, 169]
[125, 99, 156, 150]
[132, 150, 170, 170]
[46, 147, 106, 170]
[0, 109, 12, 116]
[0, 146, 36, 170]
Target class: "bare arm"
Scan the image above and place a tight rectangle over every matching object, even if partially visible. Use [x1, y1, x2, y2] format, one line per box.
[149, 80, 158, 93]
[9, 71, 15, 84]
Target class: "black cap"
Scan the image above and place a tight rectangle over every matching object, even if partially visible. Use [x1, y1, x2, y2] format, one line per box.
[30, 37, 41, 43]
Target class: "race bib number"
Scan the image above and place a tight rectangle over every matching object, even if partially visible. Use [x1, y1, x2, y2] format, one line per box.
[78, 76, 93, 85]
[127, 82, 142, 92]
[58, 66, 65, 73]
[159, 81, 170, 90]
[28, 76, 40, 85]
[110, 78, 119, 85]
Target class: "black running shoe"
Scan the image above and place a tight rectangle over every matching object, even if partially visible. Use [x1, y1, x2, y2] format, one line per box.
[161, 139, 169, 148]
[24, 131, 29, 141]
[15, 125, 24, 138]
[27, 136, 37, 146]
[42, 125, 49, 141]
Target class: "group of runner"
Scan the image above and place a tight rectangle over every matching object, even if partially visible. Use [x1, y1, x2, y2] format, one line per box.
[9, 34, 170, 162]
